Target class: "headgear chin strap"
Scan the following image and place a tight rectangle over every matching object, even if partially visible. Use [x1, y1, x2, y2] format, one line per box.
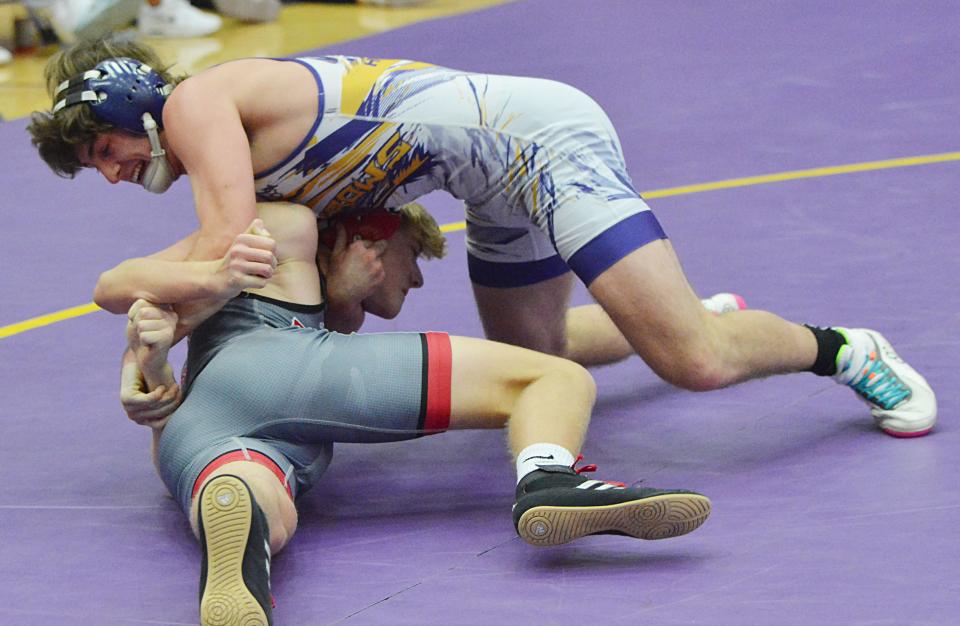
[54, 57, 175, 193]
[141, 113, 175, 194]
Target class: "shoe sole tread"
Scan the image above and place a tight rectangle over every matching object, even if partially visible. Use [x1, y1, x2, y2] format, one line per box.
[517, 493, 711, 546]
[199, 476, 269, 626]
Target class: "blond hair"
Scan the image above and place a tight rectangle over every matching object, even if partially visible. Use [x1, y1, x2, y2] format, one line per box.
[315, 203, 447, 261]
[396, 203, 446, 259]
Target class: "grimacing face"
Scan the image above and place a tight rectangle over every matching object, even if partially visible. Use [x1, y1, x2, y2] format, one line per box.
[361, 226, 425, 319]
[77, 131, 181, 186]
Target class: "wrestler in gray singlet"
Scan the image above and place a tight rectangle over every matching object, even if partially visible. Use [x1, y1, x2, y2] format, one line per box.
[157, 292, 452, 513]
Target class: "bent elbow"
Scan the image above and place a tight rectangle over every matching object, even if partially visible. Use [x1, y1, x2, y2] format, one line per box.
[93, 269, 132, 314]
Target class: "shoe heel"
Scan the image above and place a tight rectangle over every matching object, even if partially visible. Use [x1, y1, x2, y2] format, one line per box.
[629, 494, 712, 539]
[199, 476, 269, 626]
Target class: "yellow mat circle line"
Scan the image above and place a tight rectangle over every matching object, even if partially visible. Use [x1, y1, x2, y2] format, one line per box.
[642, 151, 960, 198]
[0, 303, 102, 339]
[3, 150, 957, 340]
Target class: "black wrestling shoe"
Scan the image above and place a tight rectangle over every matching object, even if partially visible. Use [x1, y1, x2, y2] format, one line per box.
[198, 474, 273, 626]
[513, 458, 711, 547]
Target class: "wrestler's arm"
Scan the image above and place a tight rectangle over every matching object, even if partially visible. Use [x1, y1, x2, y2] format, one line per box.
[103, 222, 276, 427]
[94, 232, 221, 314]
[128, 300, 179, 393]
[162, 77, 260, 262]
[323, 290, 366, 334]
[117, 294, 212, 431]
[316, 226, 387, 333]
[118, 346, 173, 469]
[120, 347, 181, 425]
[125, 300, 180, 473]
[94, 221, 276, 317]
[321, 242, 367, 333]
[108, 219, 277, 426]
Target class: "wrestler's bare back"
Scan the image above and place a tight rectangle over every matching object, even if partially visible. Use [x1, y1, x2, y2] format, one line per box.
[247, 202, 322, 306]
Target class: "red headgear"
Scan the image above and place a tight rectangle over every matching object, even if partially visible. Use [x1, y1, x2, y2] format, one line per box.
[319, 211, 403, 248]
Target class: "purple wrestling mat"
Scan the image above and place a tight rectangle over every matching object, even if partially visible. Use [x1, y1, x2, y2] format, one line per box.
[1, 1, 958, 623]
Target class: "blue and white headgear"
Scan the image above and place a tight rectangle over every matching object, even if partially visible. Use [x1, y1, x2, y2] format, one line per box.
[53, 57, 176, 194]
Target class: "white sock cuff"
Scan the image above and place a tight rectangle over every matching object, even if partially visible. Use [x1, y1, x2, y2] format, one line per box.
[515, 443, 576, 483]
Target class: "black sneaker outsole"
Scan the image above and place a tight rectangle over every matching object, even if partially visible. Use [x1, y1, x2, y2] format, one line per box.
[199, 475, 270, 626]
[516, 493, 711, 546]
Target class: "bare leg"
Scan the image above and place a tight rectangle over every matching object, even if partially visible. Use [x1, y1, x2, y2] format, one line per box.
[445, 335, 595, 456]
[564, 304, 634, 367]
[565, 295, 746, 367]
[472, 271, 750, 369]
[472, 271, 635, 366]
[472, 272, 574, 356]
[588, 239, 816, 390]
[442, 334, 710, 544]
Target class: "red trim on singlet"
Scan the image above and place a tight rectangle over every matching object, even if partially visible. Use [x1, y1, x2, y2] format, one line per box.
[423, 332, 452, 431]
[191, 450, 293, 500]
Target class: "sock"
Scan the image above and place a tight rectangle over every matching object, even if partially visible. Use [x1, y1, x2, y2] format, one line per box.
[804, 325, 847, 376]
[515, 443, 576, 484]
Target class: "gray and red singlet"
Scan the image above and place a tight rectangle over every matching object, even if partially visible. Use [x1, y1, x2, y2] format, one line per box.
[157, 292, 451, 513]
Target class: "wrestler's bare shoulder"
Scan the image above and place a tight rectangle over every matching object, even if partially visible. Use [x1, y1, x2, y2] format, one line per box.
[167, 59, 317, 118]
[165, 59, 318, 169]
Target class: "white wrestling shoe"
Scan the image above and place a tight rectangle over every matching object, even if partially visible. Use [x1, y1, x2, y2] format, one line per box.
[834, 328, 937, 437]
[138, 0, 221, 37]
[701, 292, 747, 315]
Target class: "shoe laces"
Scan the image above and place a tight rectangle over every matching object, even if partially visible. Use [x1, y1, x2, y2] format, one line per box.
[842, 347, 911, 409]
[572, 455, 626, 487]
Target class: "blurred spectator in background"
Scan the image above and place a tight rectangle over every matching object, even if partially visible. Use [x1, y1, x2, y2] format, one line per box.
[314, 0, 426, 5]
[48, 0, 279, 41]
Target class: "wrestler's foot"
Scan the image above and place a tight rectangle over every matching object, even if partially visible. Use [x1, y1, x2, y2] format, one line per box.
[702, 292, 747, 315]
[834, 328, 937, 437]
[513, 459, 711, 547]
[198, 475, 273, 626]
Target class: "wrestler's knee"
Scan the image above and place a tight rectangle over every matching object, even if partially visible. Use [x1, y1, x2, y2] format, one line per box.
[526, 351, 597, 404]
[654, 352, 732, 391]
[643, 325, 737, 392]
